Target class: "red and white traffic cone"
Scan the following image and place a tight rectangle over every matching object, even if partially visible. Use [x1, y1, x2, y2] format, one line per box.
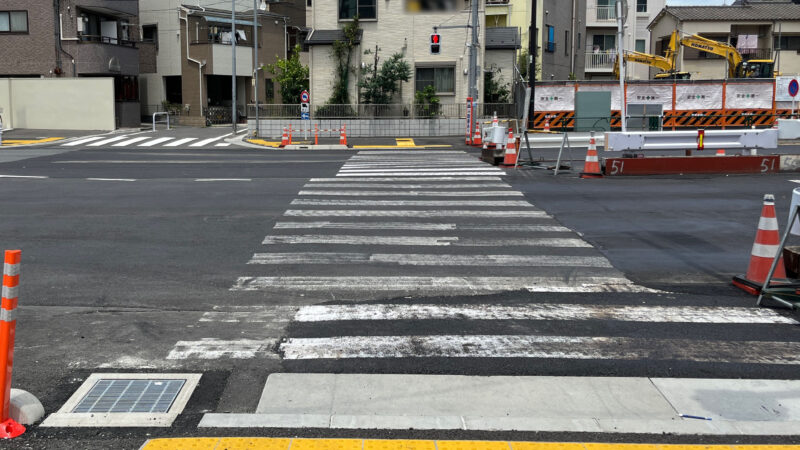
[579, 133, 603, 179]
[502, 127, 517, 166]
[339, 124, 348, 146]
[733, 194, 787, 295]
[280, 127, 289, 147]
[491, 112, 499, 127]
[473, 123, 482, 147]
[716, 149, 726, 156]
[0, 250, 25, 439]
[544, 118, 551, 132]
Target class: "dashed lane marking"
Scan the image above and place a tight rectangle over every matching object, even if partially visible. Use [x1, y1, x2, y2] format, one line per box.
[0, 175, 48, 179]
[86, 178, 136, 182]
[194, 178, 252, 182]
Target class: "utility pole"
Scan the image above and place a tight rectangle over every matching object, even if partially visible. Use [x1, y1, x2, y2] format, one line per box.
[468, 0, 479, 100]
[232, 1, 237, 133]
[253, 0, 259, 137]
[616, 0, 626, 132]
[529, 0, 536, 127]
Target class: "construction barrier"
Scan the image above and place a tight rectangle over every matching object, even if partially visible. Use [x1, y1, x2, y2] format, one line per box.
[0, 250, 24, 439]
[604, 155, 780, 176]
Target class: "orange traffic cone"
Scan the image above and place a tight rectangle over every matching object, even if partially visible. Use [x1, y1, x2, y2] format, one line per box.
[716, 149, 726, 156]
[544, 118, 550, 132]
[492, 112, 499, 127]
[280, 127, 289, 147]
[339, 124, 348, 146]
[502, 128, 517, 166]
[579, 134, 603, 179]
[473, 123, 482, 147]
[733, 194, 787, 295]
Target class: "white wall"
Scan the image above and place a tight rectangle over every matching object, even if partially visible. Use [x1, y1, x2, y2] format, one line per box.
[0, 78, 115, 130]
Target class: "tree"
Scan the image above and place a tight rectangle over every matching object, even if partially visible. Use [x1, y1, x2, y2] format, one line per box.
[329, 18, 360, 104]
[358, 51, 411, 104]
[266, 44, 309, 104]
[414, 85, 440, 117]
[484, 72, 510, 103]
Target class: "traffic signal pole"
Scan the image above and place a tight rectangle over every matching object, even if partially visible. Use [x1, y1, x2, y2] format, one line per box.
[529, 0, 535, 129]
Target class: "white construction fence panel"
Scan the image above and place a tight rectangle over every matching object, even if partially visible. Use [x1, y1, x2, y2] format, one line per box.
[534, 85, 575, 111]
[725, 82, 773, 109]
[675, 83, 723, 110]
[626, 84, 673, 109]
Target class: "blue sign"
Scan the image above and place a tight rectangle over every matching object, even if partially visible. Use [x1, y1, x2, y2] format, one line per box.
[790, 79, 799, 98]
[301, 112, 310, 120]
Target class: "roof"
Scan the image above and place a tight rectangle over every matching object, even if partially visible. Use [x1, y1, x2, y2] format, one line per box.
[485, 27, 520, 50]
[181, 4, 285, 20]
[650, 3, 800, 29]
[304, 29, 364, 46]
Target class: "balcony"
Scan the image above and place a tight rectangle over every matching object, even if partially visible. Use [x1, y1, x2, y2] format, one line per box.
[486, 0, 509, 3]
[596, 6, 617, 21]
[78, 34, 137, 48]
[585, 51, 615, 71]
[739, 48, 774, 61]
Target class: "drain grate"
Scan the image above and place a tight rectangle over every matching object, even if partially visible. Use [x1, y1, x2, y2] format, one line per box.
[72, 379, 185, 414]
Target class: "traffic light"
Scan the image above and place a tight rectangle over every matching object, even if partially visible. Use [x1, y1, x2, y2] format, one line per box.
[430, 33, 441, 55]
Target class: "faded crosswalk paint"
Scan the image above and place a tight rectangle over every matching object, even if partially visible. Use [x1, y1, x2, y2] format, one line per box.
[272, 222, 571, 232]
[309, 177, 503, 182]
[249, 253, 612, 267]
[303, 183, 512, 189]
[336, 172, 505, 177]
[284, 210, 549, 218]
[297, 190, 523, 197]
[293, 303, 798, 324]
[167, 338, 278, 359]
[279, 335, 800, 364]
[291, 199, 533, 207]
[261, 235, 591, 247]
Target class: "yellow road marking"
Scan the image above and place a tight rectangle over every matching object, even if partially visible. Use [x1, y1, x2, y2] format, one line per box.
[139, 438, 800, 450]
[396, 138, 416, 147]
[247, 139, 282, 148]
[1, 137, 65, 146]
[352, 145, 453, 149]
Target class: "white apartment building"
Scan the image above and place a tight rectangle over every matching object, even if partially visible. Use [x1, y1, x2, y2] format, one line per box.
[584, 0, 665, 80]
[305, 0, 520, 105]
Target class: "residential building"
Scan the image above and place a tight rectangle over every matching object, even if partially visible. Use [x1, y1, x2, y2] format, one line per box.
[305, 0, 520, 106]
[138, 1, 295, 125]
[648, 2, 800, 80]
[536, 0, 586, 81]
[485, 0, 531, 55]
[0, 0, 141, 127]
[584, 0, 665, 80]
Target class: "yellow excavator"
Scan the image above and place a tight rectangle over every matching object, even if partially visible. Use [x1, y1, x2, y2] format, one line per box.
[679, 33, 776, 78]
[613, 30, 691, 80]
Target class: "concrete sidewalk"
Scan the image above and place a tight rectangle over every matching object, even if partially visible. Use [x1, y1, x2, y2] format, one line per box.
[200, 374, 800, 435]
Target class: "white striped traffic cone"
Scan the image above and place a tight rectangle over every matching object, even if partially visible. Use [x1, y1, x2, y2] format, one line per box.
[502, 127, 517, 166]
[733, 194, 787, 295]
[579, 134, 603, 179]
[280, 127, 289, 147]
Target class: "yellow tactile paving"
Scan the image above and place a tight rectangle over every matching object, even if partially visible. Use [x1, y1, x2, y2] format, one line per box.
[396, 138, 416, 147]
[139, 438, 800, 450]
[364, 439, 437, 450]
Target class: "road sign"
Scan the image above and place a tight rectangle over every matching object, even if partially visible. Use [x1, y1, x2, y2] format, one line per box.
[301, 112, 310, 120]
[790, 79, 799, 98]
[300, 103, 310, 121]
[301, 90, 310, 103]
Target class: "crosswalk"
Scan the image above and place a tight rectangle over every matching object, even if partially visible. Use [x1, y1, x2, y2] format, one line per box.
[61, 134, 234, 148]
[169, 150, 800, 371]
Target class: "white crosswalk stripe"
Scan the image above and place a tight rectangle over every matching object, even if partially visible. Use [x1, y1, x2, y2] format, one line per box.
[164, 138, 197, 147]
[113, 137, 151, 146]
[87, 136, 130, 146]
[138, 137, 174, 147]
[60, 135, 234, 148]
[61, 136, 105, 146]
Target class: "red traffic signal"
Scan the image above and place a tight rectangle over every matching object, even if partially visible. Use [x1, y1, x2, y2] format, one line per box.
[430, 33, 441, 54]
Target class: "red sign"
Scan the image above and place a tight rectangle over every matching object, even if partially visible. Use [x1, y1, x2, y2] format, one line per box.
[697, 129, 705, 150]
[300, 90, 310, 103]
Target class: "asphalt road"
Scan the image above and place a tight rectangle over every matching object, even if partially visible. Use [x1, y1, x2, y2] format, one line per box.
[0, 140, 799, 448]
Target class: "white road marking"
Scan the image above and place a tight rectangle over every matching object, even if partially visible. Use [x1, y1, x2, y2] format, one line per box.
[86, 178, 136, 182]
[304, 183, 511, 189]
[279, 335, 800, 364]
[249, 253, 611, 267]
[309, 177, 503, 182]
[272, 222, 571, 232]
[298, 190, 523, 197]
[61, 136, 104, 147]
[336, 172, 506, 177]
[790, 180, 800, 184]
[191, 134, 231, 147]
[164, 138, 198, 147]
[216, 143, 232, 147]
[294, 304, 798, 324]
[262, 235, 590, 247]
[112, 137, 151, 147]
[0, 175, 48, 179]
[87, 136, 130, 147]
[138, 137, 175, 147]
[339, 168, 504, 173]
[166, 338, 278, 359]
[284, 210, 549, 218]
[200, 309, 296, 323]
[355, 151, 465, 155]
[291, 199, 532, 207]
[194, 178, 252, 182]
[231, 276, 654, 293]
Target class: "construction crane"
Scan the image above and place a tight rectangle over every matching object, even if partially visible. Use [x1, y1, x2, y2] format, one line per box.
[679, 33, 776, 78]
[613, 30, 690, 80]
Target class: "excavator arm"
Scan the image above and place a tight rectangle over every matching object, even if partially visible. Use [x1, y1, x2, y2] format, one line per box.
[679, 34, 742, 79]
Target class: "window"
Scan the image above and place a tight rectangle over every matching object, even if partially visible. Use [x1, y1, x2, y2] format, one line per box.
[142, 24, 157, 46]
[636, 0, 647, 13]
[339, 0, 376, 20]
[577, 32, 581, 49]
[592, 34, 615, 51]
[775, 35, 800, 51]
[0, 11, 28, 33]
[545, 25, 555, 52]
[265, 78, 275, 103]
[415, 67, 455, 94]
[564, 30, 569, 55]
[635, 39, 645, 53]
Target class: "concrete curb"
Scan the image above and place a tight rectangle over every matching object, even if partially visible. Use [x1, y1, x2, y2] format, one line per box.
[10, 388, 44, 425]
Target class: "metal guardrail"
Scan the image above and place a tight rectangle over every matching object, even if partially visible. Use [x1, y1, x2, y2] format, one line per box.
[604, 129, 778, 152]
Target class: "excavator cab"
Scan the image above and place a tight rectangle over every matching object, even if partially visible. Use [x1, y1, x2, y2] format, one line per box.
[740, 60, 775, 79]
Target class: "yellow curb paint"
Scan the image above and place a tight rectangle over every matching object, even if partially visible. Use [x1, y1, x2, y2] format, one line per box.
[1, 137, 65, 146]
[396, 138, 416, 147]
[352, 145, 453, 149]
[247, 139, 282, 148]
[139, 437, 800, 450]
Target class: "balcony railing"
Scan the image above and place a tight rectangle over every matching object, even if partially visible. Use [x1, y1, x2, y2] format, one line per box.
[585, 51, 616, 70]
[192, 36, 254, 47]
[486, 0, 509, 4]
[739, 48, 773, 61]
[78, 35, 137, 48]
[595, 6, 617, 21]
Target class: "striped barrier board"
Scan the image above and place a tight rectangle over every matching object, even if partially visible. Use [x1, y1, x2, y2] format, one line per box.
[604, 155, 781, 176]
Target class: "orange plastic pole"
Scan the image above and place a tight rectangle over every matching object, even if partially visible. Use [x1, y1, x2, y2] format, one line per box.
[315, 124, 319, 145]
[0, 250, 24, 438]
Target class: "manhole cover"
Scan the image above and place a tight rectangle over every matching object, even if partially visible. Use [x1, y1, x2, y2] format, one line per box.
[72, 379, 185, 414]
